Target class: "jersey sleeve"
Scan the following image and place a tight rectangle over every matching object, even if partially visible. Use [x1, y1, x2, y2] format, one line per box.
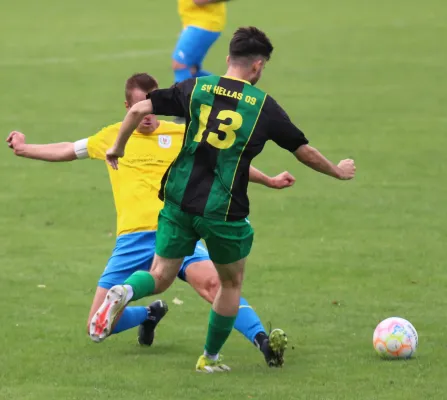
[86, 124, 118, 160]
[265, 96, 309, 152]
[147, 78, 196, 117]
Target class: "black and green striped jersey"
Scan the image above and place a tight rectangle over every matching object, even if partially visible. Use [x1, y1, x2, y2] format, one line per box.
[148, 75, 308, 221]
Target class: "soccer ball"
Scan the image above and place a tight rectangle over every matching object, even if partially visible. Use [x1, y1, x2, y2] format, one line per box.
[373, 317, 418, 359]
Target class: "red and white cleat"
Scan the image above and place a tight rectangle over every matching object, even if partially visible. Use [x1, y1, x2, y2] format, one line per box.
[89, 285, 129, 343]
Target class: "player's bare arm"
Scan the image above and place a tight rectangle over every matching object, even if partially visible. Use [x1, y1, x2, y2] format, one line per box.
[249, 166, 295, 189]
[6, 131, 77, 162]
[294, 144, 356, 180]
[107, 99, 154, 169]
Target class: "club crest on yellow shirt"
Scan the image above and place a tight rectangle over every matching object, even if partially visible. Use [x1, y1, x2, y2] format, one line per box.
[158, 135, 172, 149]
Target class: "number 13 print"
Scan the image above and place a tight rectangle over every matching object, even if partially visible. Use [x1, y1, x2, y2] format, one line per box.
[193, 104, 243, 150]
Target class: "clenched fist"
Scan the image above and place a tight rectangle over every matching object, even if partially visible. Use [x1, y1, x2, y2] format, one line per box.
[337, 159, 356, 180]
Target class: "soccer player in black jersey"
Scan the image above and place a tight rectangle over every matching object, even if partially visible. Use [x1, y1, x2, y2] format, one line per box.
[94, 26, 356, 372]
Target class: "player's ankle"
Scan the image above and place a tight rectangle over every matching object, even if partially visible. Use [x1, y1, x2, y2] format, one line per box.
[254, 331, 269, 349]
[204, 351, 219, 361]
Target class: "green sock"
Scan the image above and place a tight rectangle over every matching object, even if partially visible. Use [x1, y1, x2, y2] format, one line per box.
[124, 271, 156, 301]
[204, 309, 237, 356]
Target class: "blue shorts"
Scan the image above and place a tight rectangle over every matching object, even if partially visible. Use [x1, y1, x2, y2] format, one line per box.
[172, 26, 221, 67]
[98, 231, 210, 290]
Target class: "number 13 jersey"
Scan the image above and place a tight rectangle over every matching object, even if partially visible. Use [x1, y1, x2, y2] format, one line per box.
[148, 75, 309, 221]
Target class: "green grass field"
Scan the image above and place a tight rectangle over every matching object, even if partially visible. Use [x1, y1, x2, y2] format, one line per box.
[1, 0, 446, 398]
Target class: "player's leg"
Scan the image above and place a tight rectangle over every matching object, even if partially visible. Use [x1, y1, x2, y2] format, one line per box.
[90, 205, 198, 342]
[90, 261, 180, 343]
[123, 204, 198, 299]
[192, 30, 220, 78]
[188, 29, 220, 78]
[172, 26, 221, 83]
[89, 232, 169, 342]
[191, 217, 251, 372]
[182, 258, 288, 367]
[180, 244, 267, 345]
[194, 258, 244, 372]
[89, 233, 155, 336]
[172, 27, 195, 84]
[182, 257, 265, 342]
[87, 286, 153, 335]
[194, 216, 287, 371]
[171, 26, 220, 124]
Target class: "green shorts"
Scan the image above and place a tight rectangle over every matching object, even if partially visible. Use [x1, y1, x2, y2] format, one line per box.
[156, 202, 254, 265]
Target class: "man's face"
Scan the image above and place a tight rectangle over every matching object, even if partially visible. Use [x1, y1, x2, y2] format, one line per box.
[125, 88, 158, 134]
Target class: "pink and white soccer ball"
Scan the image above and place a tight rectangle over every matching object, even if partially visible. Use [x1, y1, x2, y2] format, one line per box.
[373, 317, 418, 359]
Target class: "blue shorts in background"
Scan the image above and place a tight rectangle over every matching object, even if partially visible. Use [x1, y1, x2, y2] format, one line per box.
[172, 26, 221, 67]
[98, 231, 210, 290]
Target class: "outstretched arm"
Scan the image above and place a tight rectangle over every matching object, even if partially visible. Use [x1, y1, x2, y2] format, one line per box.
[294, 145, 355, 180]
[265, 96, 356, 181]
[249, 166, 296, 189]
[106, 99, 153, 169]
[6, 131, 77, 162]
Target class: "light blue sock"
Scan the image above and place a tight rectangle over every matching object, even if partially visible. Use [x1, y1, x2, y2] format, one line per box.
[234, 297, 266, 344]
[112, 306, 148, 334]
[194, 69, 212, 77]
[174, 68, 193, 83]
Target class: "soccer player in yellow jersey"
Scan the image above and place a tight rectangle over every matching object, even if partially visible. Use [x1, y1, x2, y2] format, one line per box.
[173, 0, 227, 84]
[7, 73, 295, 367]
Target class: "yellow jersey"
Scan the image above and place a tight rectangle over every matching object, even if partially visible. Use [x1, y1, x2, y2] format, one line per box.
[86, 121, 184, 236]
[178, 0, 226, 32]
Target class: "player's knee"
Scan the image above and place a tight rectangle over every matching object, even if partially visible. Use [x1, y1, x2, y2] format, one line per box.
[220, 273, 243, 289]
[172, 60, 188, 70]
[201, 275, 220, 303]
